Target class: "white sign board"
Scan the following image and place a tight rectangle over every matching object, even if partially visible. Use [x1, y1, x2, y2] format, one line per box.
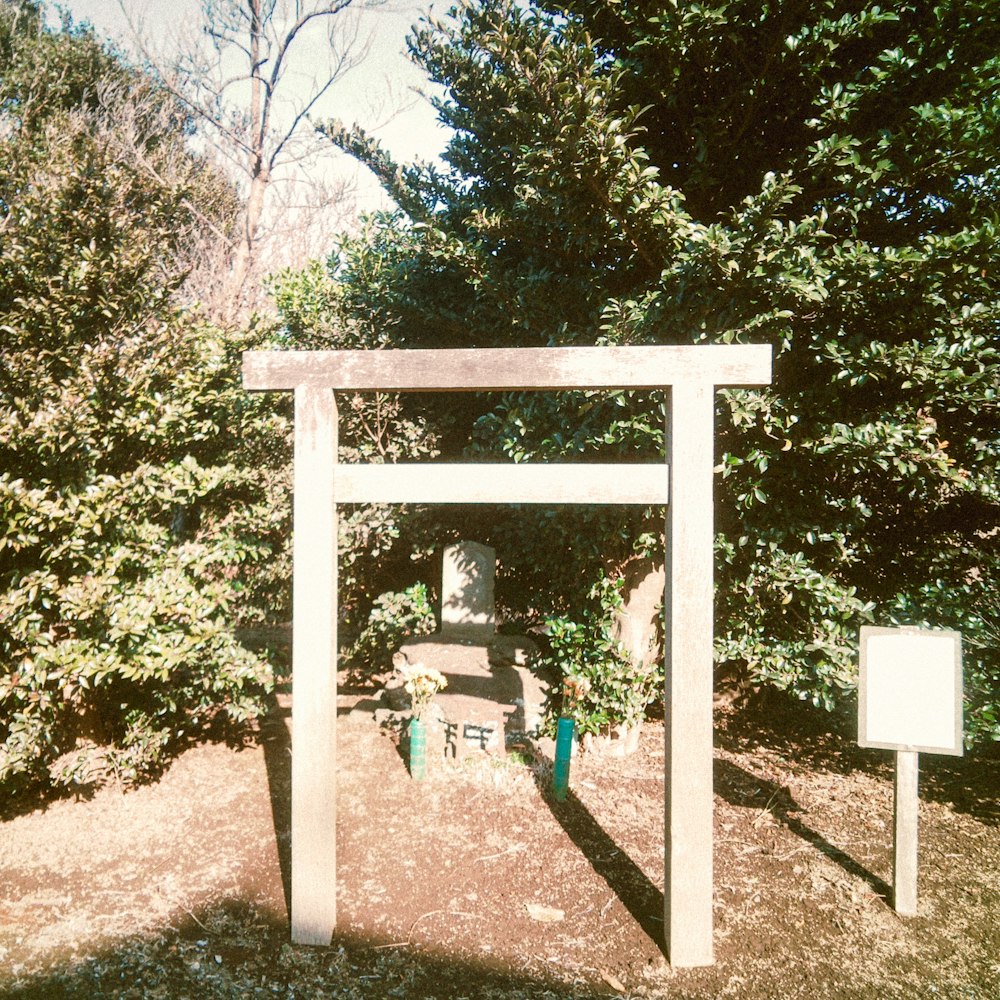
[858, 626, 963, 756]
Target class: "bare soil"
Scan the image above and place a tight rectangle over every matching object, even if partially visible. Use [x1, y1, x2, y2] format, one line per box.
[1, 684, 998, 999]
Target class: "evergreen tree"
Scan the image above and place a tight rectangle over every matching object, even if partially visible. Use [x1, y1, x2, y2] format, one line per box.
[320, 0, 1000, 740]
[0, 2, 285, 797]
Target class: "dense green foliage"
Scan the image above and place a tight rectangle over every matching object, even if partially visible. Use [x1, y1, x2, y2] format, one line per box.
[342, 583, 437, 678]
[320, 0, 1000, 740]
[542, 577, 662, 736]
[3, 0, 997, 793]
[0, 3, 287, 795]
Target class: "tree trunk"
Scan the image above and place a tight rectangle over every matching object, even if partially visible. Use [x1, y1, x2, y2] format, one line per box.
[222, 165, 268, 320]
[220, 0, 268, 322]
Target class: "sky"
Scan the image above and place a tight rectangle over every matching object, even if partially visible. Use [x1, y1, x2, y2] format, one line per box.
[56, 0, 451, 216]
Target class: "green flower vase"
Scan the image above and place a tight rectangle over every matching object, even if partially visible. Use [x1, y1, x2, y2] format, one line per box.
[409, 717, 427, 781]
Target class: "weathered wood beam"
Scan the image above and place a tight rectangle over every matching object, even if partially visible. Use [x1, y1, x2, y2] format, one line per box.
[893, 750, 920, 916]
[243, 344, 772, 392]
[331, 463, 670, 505]
[663, 381, 716, 967]
[290, 386, 338, 946]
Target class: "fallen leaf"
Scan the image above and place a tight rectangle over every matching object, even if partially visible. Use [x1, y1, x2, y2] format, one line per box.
[525, 903, 564, 922]
[600, 969, 626, 993]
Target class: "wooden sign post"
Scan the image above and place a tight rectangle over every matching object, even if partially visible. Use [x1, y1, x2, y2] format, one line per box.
[858, 626, 963, 916]
[244, 344, 772, 965]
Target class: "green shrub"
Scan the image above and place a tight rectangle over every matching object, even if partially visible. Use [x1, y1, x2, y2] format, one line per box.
[0, 323, 287, 795]
[343, 583, 437, 678]
[0, 7, 288, 796]
[319, 0, 1000, 744]
[541, 577, 663, 736]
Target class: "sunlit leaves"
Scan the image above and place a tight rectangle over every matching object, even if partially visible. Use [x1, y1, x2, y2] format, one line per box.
[0, 7, 285, 796]
[323, 0, 1000, 740]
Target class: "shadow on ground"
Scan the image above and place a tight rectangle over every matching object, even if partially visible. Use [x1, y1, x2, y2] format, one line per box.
[714, 690, 1000, 828]
[0, 901, 629, 1000]
[258, 682, 667, 961]
[533, 765, 666, 956]
[714, 757, 893, 903]
[259, 690, 293, 919]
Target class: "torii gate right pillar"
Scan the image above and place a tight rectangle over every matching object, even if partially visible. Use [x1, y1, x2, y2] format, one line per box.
[664, 381, 716, 966]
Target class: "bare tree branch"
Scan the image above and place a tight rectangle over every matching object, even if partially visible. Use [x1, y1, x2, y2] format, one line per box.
[117, 0, 379, 322]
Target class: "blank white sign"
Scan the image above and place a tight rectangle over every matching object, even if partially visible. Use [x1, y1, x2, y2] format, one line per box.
[858, 627, 963, 756]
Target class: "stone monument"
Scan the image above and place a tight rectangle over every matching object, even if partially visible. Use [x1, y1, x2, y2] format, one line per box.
[440, 540, 496, 640]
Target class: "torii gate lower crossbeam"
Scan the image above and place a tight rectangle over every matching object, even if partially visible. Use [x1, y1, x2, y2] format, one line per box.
[243, 344, 773, 967]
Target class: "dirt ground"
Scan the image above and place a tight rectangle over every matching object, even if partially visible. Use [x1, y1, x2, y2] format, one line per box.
[1, 680, 998, 999]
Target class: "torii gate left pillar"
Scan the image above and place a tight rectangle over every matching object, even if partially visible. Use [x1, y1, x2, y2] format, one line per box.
[244, 344, 772, 965]
[287, 384, 339, 946]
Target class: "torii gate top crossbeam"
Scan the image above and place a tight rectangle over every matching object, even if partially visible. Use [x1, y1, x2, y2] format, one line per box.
[243, 344, 772, 392]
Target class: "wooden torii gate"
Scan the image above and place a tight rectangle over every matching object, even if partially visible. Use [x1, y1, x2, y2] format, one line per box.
[243, 344, 772, 967]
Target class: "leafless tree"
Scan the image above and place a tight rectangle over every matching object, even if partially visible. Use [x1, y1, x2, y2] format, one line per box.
[89, 74, 241, 309]
[124, 0, 378, 321]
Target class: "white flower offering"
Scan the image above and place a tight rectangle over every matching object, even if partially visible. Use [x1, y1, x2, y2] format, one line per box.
[399, 661, 447, 720]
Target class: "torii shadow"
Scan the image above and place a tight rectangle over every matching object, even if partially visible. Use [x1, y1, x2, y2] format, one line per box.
[260, 689, 293, 918]
[531, 761, 667, 956]
[260, 700, 891, 943]
[714, 757, 892, 902]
